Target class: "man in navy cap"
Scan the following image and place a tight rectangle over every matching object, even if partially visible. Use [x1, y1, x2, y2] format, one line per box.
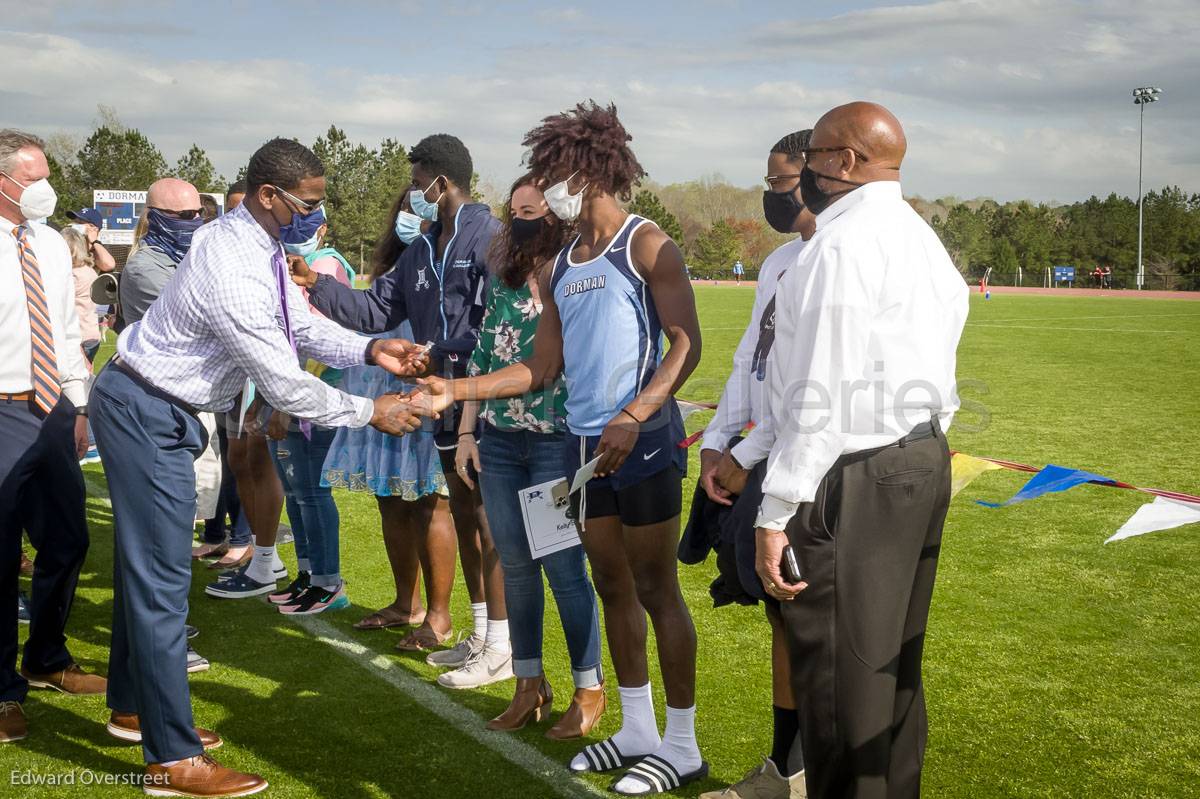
[64, 207, 115, 273]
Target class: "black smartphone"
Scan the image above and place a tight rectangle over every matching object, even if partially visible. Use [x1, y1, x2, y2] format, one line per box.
[781, 545, 802, 583]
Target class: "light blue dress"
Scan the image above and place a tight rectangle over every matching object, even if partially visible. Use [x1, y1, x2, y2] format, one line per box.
[321, 323, 447, 499]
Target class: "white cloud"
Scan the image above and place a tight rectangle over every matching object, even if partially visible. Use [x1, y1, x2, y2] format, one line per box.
[2, 0, 1197, 204]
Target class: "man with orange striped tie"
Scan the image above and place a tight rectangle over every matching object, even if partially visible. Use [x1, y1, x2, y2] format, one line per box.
[0, 129, 106, 744]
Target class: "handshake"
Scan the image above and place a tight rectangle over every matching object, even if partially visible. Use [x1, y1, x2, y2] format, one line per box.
[365, 341, 457, 436]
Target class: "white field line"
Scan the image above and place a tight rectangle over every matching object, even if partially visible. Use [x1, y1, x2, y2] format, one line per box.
[80, 470, 606, 799]
[965, 323, 1187, 334]
[970, 313, 1200, 322]
[290, 616, 607, 799]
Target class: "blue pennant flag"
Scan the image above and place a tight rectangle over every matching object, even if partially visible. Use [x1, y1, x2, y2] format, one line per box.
[977, 464, 1117, 508]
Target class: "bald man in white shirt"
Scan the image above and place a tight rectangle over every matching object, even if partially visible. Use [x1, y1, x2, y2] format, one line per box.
[716, 102, 968, 799]
[0, 129, 107, 745]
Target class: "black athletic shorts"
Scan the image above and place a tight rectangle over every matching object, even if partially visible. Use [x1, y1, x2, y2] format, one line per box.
[564, 401, 687, 527]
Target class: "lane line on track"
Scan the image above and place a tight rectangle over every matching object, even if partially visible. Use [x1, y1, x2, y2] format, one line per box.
[80, 470, 607, 799]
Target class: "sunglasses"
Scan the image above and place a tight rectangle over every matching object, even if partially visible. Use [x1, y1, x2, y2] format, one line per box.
[153, 208, 204, 220]
[269, 185, 325, 215]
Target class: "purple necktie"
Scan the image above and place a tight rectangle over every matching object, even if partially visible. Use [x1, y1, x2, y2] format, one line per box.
[273, 248, 312, 439]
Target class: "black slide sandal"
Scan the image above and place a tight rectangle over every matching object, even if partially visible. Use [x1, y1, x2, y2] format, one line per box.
[610, 755, 710, 795]
[570, 737, 646, 774]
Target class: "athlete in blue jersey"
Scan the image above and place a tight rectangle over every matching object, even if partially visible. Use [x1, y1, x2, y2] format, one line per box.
[410, 102, 706, 795]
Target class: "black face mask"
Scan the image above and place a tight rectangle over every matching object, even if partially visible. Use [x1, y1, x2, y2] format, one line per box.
[762, 188, 805, 234]
[510, 215, 548, 245]
[799, 166, 862, 216]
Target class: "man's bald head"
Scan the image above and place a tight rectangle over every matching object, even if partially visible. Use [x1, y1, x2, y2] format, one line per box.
[146, 177, 201, 212]
[809, 102, 906, 187]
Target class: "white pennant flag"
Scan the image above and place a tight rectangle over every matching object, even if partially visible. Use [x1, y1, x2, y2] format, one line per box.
[1105, 496, 1200, 544]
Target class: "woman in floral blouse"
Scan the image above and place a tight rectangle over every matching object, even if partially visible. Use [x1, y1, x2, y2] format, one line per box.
[455, 176, 605, 737]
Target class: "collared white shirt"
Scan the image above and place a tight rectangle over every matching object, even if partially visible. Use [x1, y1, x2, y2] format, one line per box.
[0, 219, 90, 407]
[747, 181, 968, 530]
[701, 236, 807, 458]
[119, 203, 374, 428]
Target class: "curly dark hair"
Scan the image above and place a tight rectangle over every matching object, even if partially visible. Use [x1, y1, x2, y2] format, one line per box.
[522, 101, 646, 201]
[771, 129, 813, 162]
[492, 173, 574, 290]
[409, 134, 473, 190]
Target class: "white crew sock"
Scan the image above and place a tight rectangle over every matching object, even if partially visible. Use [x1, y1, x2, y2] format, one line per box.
[470, 602, 488, 641]
[612, 704, 701, 794]
[246, 545, 278, 584]
[483, 618, 511, 654]
[571, 683, 659, 771]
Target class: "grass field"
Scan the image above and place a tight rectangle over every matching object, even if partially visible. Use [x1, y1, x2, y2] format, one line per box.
[12, 286, 1200, 798]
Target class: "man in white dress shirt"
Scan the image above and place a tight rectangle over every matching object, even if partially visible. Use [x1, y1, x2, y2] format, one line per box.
[0, 129, 107, 746]
[716, 102, 968, 798]
[89, 137, 427, 797]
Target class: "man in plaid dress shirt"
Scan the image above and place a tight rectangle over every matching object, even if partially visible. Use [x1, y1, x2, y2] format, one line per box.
[89, 138, 426, 797]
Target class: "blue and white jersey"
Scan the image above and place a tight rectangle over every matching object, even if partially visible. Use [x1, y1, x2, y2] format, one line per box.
[551, 214, 663, 437]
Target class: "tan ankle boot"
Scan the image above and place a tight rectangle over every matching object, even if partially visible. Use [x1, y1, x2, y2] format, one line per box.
[487, 676, 553, 731]
[546, 683, 606, 740]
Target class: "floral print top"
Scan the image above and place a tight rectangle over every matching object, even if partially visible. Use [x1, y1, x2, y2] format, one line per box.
[468, 280, 568, 434]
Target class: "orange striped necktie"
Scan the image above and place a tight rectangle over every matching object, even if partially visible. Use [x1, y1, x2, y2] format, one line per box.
[13, 225, 61, 414]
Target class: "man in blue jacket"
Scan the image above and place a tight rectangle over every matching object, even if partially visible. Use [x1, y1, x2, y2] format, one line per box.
[295, 134, 511, 688]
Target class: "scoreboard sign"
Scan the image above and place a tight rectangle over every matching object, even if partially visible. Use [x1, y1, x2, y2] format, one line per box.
[93, 189, 225, 246]
[94, 190, 145, 246]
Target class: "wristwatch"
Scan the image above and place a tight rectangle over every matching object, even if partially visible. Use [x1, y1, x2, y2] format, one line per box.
[75, 406, 88, 417]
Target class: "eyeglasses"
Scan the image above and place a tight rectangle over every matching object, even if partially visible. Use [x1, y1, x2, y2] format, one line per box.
[799, 146, 871, 164]
[763, 173, 803, 190]
[269, 185, 325, 214]
[152, 208, 204, 220]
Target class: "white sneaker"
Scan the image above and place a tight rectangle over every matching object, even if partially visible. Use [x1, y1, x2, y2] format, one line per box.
[425, 634, 484, 668]
[436, 646, 513, 689]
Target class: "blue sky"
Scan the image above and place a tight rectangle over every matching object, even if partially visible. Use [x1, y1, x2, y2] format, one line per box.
[3, 0, 1197, 203]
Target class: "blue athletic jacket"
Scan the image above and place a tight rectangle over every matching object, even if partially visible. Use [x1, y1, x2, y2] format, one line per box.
[307, 202, 500, 380]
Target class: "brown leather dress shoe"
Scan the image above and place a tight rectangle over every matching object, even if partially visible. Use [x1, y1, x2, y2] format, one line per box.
[144, 755, 267, 798]
[107, 711, 222, 750]
[0, 701, 27, 743]
[487, 676, 553, 731]
[546, 683, 607, 740]
[21, 663, 106, 695]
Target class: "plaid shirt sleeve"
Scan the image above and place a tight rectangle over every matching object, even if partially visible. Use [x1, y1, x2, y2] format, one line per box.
[203, 254, 372, 428]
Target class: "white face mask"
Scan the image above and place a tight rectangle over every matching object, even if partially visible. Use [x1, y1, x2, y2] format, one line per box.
[543, 171, 588, 221]
[0, 172, 58, 222]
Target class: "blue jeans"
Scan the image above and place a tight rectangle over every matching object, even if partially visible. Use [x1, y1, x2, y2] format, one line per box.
[270, 427, 340, 587]
[478, 426, 602, 687]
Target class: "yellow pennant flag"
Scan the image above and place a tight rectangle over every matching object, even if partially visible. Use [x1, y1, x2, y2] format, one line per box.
[951, 453, 1005, 498]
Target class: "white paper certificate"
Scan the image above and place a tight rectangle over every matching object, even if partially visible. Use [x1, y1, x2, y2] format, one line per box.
[519, 478, 581, 559]
[570, 455, 603, 495]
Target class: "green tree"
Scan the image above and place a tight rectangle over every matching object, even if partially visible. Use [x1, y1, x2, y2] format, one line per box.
[174, 144, 222, 192]
[70, 126, 168, 195]
[692, 218, 741, 275]
[628, 189, 684, 243]
[991, 237, 1019, 274]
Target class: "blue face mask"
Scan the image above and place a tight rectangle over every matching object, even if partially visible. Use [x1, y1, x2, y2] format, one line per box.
[394, 210, 424, 244]
[142, 208, 204, 264]
[282, 229, 322, 257]
[408, 176, 444, 222]
[279, 205, 326, 248]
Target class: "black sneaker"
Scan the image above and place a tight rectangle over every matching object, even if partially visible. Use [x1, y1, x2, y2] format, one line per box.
[268, 572, 310, 605]
[185, 624, 199, 640]
[17, 592, 30, 624]
[204, 569, 277, 599]
[278, 583, 350, 615]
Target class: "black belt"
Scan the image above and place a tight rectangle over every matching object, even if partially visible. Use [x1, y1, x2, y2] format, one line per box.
[838, 418, 941, 468]
[109, 356, 202, 420]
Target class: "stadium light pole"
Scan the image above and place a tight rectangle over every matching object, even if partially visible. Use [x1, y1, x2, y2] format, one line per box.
[1133, 86, 1162, 290]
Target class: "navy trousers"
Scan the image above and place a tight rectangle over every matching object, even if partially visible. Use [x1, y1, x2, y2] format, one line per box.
[0, 396, 89, 703]
[90, 365, 206, 764]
